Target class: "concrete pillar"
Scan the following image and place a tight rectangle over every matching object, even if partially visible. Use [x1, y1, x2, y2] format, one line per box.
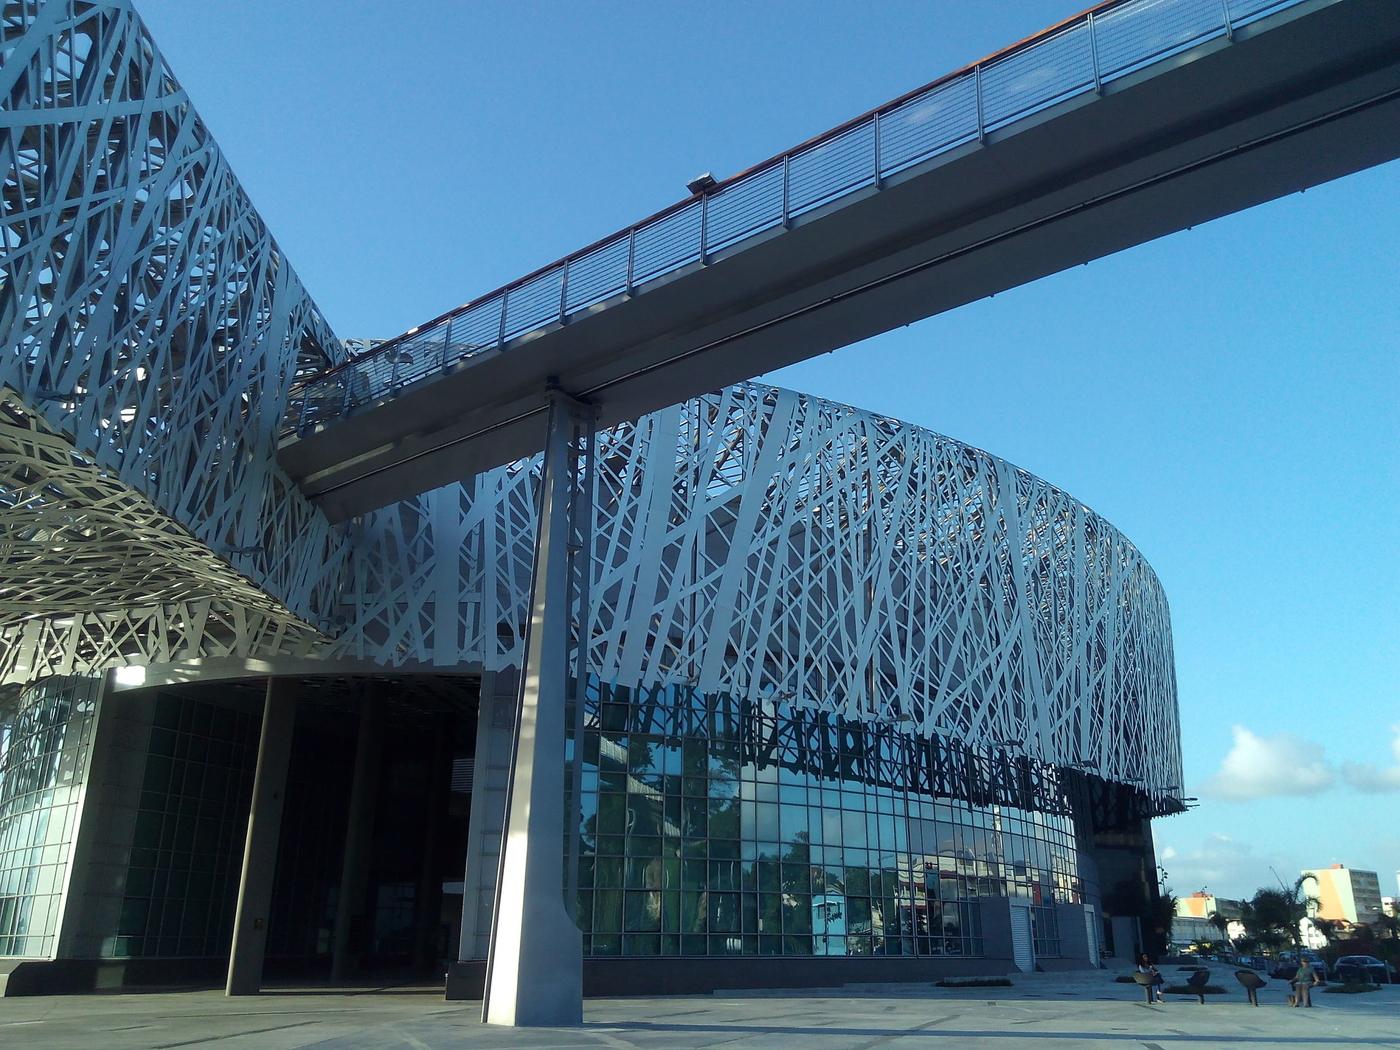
[481, 394, 584, 1026]
[226, 678, 297, 995]
[456, 670, 517, 963]
[330, 691, 384, 982]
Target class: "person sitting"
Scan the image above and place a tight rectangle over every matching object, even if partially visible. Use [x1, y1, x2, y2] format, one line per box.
[1291, 960, 1318, 1007]
[1138, 953, 1166, 1004]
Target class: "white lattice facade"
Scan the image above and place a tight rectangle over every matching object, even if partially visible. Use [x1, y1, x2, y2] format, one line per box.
[2, 0, 349, 688]
[338, 385, 1182, 799]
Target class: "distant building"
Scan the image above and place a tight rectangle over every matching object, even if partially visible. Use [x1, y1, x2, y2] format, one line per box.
[1303, 865, 1385, 926]
[1173, 892, 1244, 946]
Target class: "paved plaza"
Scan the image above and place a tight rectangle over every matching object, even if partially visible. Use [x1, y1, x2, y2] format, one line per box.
[2, 965, 1399, 1049]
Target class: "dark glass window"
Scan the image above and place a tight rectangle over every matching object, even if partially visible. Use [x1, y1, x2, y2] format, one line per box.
[573, 679, 1083, 960]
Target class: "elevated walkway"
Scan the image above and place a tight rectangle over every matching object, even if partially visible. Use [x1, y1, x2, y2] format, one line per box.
[281, 0, 1400, 520]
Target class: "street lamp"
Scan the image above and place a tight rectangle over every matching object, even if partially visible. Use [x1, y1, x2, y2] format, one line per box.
[686, 171, 718, 195]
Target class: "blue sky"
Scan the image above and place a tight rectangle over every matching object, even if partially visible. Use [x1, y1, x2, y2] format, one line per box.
[136, 1, 1399, 901]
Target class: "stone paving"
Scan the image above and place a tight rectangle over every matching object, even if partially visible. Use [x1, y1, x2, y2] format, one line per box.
[2, 963, 1398, 1049]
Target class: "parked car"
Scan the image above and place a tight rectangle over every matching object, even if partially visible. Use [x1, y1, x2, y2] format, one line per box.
[1333, 956, 1393, 984]
[1270, 954, 1326, 982]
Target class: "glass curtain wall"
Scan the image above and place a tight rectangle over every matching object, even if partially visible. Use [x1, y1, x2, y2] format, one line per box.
[107, 693, 258, 958]
[571, 680, 1083, 959]
[0, 676, 100, 957]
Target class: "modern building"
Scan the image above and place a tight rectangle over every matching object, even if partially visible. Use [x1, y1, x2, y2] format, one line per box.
[1172, 893, 1244, 947]
[1, 0, 1187, 999]
[1304, 865, 1385, 928]
[1, 379, 1185, 994]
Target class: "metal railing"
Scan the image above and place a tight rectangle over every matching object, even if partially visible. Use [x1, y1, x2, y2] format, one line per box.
[284, 0, 1303, 438]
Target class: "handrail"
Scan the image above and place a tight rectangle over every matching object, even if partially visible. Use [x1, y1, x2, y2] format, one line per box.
[283, 0, 1302, 438]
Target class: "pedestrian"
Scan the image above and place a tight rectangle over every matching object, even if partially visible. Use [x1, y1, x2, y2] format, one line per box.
[1291, 959, 1317, 1008]
[1138, 953, 1166, 1004]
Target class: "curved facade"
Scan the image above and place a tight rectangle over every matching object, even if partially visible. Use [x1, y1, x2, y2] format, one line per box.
[343, 383, 1181, 797]
[349, 383, 1181, 978]
[551, 384, 1180, 965]
[0, 382, 1181, 984]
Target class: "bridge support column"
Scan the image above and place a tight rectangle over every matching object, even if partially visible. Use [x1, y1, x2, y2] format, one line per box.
[481, 390, 589, 1026]
[227, 677, 297, 996]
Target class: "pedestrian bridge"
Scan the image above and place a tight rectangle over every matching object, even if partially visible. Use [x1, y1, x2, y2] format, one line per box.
[281, 0, 1400, 520]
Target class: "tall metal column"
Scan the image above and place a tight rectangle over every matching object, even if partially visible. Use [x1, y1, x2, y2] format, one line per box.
[226, 677, 297, 995]
[481, 389, 590, 1026]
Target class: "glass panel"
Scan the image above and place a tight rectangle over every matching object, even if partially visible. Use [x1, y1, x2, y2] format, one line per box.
[575, 681, 1086, 962]
[0, 675, 104, 955]
[624, 891, 661, 932]
[104, 690, 258, 960]
[708, 797, 740, 840]
[708, 892, 741, 932]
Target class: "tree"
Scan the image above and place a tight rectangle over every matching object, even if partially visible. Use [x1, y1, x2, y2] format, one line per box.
[1377, 911, 1400, 942]
[1245, 876, 1321, 955]
[1208, 910, 1233, 945]
[1149, 890, 1178, 957]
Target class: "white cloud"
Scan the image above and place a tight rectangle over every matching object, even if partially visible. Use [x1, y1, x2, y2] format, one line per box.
[1157, 833, 1279, 898]
[1203, 725, 1334, 801]
[1341, 724, 1400, 793]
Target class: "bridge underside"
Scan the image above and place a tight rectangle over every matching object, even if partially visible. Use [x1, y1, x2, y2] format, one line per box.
[282, 0, 1400, 521]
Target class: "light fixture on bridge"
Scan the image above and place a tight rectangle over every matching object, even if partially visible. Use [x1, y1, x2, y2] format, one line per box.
[686, 171, 718, 196]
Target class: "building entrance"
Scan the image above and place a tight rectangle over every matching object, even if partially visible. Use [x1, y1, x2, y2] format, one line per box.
[262, 675, 478, 983]
[0, 673, 481, 995]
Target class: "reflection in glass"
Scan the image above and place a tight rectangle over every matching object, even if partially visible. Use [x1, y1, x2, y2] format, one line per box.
[573, 679, 1085, 960]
